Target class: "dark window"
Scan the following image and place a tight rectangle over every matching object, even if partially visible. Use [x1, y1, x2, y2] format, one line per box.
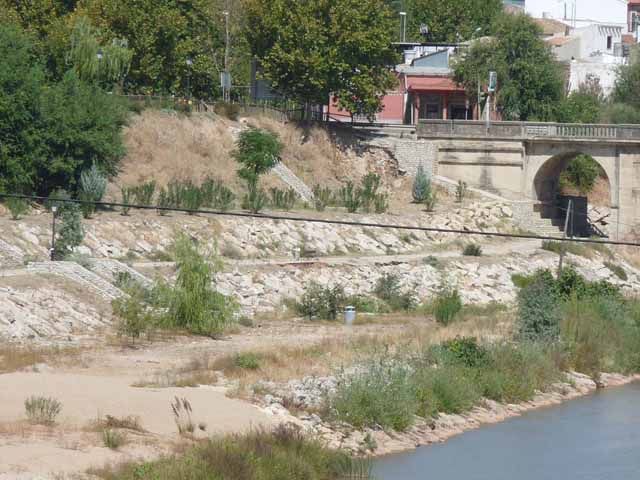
[607, 36, 612, 49]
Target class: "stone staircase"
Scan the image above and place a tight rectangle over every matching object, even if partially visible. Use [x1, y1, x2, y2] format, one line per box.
[0, 239, 24, 267]
[91, 259, 153, 287]
[26, 261, 124, 300]
[271, 162, 314, 202]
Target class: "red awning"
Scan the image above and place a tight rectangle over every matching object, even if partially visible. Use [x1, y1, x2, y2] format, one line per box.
[407, 76, 465, 92]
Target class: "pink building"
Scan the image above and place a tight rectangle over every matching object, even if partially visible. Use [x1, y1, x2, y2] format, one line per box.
[329, 44, 478, 124]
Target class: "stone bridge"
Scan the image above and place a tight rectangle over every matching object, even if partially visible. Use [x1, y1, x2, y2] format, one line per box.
[376, 120, 640, 239]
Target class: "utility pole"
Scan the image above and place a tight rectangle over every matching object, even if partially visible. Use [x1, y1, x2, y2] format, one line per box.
[557, 199, 573, 277]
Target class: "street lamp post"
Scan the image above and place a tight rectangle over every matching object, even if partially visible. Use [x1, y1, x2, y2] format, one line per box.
[50, 206, 57, 261]
[222, 10, 231, 102]
[186, 58, 193, 103]
[399, 12, 407, 43]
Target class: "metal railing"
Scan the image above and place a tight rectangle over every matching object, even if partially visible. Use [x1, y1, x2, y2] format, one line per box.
[417, 119, 640, 140]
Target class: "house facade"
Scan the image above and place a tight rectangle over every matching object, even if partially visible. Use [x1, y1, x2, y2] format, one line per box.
[328, 44, 477, 124]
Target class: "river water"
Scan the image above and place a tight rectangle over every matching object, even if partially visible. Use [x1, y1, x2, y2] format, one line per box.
[373, 382, 640, 480]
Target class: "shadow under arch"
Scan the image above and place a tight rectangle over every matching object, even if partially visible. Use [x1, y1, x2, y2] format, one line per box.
[532, 151, 612, 220]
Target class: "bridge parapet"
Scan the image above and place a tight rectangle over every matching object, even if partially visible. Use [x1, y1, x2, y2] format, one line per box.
[418, 120, 640, 141]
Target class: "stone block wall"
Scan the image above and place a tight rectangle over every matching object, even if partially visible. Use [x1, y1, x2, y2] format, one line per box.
[391, 139, 437, 177]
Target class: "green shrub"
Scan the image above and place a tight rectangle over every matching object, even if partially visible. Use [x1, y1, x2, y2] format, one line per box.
[234, 353, 261, 370]
[112, 285, 154, 344]
[423, 255, 440, 268]
[54, 202, 84, 259]
[360, 173, 382, 213]
[412, 165, 430, 203]
[200, 177, 235, 211]
[424, 185, 437, 212]
[604, 261, 628, 281]
[269, 187, 297, 210]
[330, 360, 417, 431]
[132, 181, 156, 206]
[154, 234, 237, 337]
[312, 185, 332, 211]
[242, 183, 268, 213]
[345, 295, 388, 314]
[120, 186, 134, 215]
[296, 283, 346, 321]
[416, 365, 481, 415]
[5, 197, 29, 220]
[462, 243, 482, 256]
[516, 269, 562, 341]
[234, 128, 282, 186]
[511, 273, 534, 289]
[79, 163, 107, 218]
[90, 425, 364, 480]
[373, 273, 416, 312]
[559, 154, 601, 195]
[373, 193, 389, 213]
[339, 181, 361, 213]
[455, 180, 467, 203]
[541, 240, 590, 258]
[181, 182, 203, 213]
[439, 337, 490, 368]
[103, 429, 127, 450]
[156, 188, 170, 215]
[433, 288, 462, 325]
[25, 396, 62, 425]
[45, 188, 71, 214]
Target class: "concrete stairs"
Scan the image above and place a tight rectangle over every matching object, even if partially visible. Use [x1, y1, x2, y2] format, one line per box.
[26, 262, 124, 300]
[271, 162, 314, 202]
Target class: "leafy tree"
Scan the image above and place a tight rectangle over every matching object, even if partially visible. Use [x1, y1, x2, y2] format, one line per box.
[613, 51, 640, 110]
[243, 0, 398, 119]
[233, 128, 282, 187]
[405, 0, 503, 43]
[412, 165, 430, 202]
[556, 75, 604, 124]
[54, 202, 84, 259]
[560, 154, 602, 195]
[0, 24, 127, 196]
[453, 13, 564, 121]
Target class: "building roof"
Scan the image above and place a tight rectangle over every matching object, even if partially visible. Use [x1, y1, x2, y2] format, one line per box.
[406, 76, 465, 92]
[396, 65, 451, 76]
[534, 17, 570, 36]
[629, 0, 640, 5]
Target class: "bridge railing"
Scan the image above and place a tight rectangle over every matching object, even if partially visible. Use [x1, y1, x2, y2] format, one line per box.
[417, 119, 640, 140]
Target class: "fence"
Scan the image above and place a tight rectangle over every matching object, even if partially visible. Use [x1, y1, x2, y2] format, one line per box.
[417, 119, 640, 140]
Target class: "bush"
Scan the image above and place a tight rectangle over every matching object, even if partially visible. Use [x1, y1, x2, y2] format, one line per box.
[439, 337, 490, 368]
[54, 202, 84, 259]
[112, 285, 154, 344]
[330, 360, 417, 431]
[412, 165, 430, 203]
[154, 234, 237, 337]
[79, 163, 107, 218]
[45, 188, 71, 213]
[234, 353, 261, 370]
[5, 197, 29, 220]
[360, 173, 382, 213]
[373, 273, 416, 312]
[181, 182, 203, 213]
[414, 365, 481, 415]
[200, 177, 235, 211]
[339, 181, 361, 213]
[242, 183, 268, 213]
[156, 187, 170, 215]
[516, 269, 562, 341]
[462, 243, 482, 256]
[132, 181, 156, 206]
[433, 288, 462, 325]
[25, 396, 62, 425]
[312, 185, 332, 211]
[90, 425, 363, 480]
[559, 154, 602, 195]
[103, 429, 127, 450]
[234, 128, 282, 187]
[373, 193, 389, 214]
[120, 186, 134, 215]
[296, 283, 346, 321]
[424, 184, 437, 212]
[269, 187, 297, 210]
[604, 261, 627, 281]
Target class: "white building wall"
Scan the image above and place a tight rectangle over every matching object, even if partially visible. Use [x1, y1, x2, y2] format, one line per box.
[568, 61, 620, 96]
[573, 24, 623, 58]
[526, 0, 628, 26]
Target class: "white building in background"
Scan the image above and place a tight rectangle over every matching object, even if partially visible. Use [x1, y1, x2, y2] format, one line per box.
[526, 0, 628, 28]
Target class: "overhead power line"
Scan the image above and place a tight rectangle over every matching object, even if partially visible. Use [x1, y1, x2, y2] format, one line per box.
[2, 192, 640, 248]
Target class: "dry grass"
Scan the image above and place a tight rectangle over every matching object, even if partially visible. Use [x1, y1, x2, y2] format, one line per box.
[146, 310, 513, 397]
[0, 344, 81, 374]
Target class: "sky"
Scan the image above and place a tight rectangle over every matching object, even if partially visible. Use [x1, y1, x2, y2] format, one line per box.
[524, 0, 629, 25]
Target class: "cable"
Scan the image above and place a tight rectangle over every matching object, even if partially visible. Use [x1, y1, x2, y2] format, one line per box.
[2, 192, 640, 248]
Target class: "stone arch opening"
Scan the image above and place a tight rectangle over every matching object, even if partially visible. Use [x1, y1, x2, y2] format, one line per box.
[533, 152, 612, 235]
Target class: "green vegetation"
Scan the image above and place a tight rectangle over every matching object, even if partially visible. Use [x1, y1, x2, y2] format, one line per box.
[91, 424, 369, 480]
[79, 163, 108, 218]
[559, 154, 602, 195]
[54, 203, 85, 260]
[0, 23, 127, 196]
[296, 283, 346, 321]
[462, 243, 482, 256]
[604, 261, 628, 281]
[433, 288, 463, 325]
[329, 339, 562, 430]
[312, 185, 333, 212]
[454, 12, 563, 121]
[373, 273, 416, 312]
[102, 429, 127, 450]
[234, 352, 262, 371]
[541, 240, 592, 258]
[455, 180, 468, 203]
[112, 234, 237, 338]
[5, 197, 29, 220]
[269, 187, 297, 211]
[24, 396, 62, 425]
[244, 0, 397, 120]
[412, 165, 430, 203]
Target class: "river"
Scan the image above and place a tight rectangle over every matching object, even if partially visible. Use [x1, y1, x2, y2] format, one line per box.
[373, 382, 640, 480]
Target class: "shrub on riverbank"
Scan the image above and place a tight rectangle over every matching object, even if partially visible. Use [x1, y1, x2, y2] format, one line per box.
[91, 424, 370, 480]
[329, 339, 563, 431]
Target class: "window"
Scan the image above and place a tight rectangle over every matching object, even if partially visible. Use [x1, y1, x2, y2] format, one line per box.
[607, 36, 612, 50]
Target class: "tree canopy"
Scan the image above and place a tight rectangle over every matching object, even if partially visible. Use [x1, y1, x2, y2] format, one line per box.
[243, 0, 398, 118]
[453, 13, 564, 121]
[0, 23, 127, 195]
